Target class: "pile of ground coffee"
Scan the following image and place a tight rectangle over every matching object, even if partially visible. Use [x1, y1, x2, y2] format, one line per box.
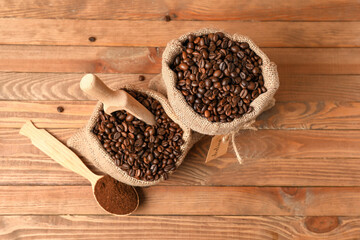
[171, 32, 267, 123]
[93, 90, 184, 181]
[94, 175, 138, 215]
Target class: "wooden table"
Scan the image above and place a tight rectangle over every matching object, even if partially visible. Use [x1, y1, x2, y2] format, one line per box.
[1, 1, 360, 239]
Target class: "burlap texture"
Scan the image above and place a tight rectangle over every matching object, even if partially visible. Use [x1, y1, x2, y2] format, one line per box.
[162, 28, 280, 135]
[67, 83, 192, 187]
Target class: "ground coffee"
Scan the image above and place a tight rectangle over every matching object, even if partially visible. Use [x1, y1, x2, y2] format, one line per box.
[93, 90, 184, 181]
[94, 175, 138, 215]
[171, 32, 266, 123]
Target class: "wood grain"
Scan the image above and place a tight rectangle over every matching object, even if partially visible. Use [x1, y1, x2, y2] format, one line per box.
[0, 45, 162, 74]
[255, 101, 360, 130]
[1, 100, 360, 130]
[3, 129, 360, 159]
[0, 19, 359, 47]
[2, 73, 360, 101]
[0, 45, 359, 74]
[1, 0, 359, 21]
[1, 0, 360, 237]
[1, 185, 360, 215]
[0, 73, 154, 100]
[0, 101, 94, 128]
[274, 75, 360, 102]
[1, 215, 360, 240]
[2, 129, 360, 187]
[3, 147, 360, 187]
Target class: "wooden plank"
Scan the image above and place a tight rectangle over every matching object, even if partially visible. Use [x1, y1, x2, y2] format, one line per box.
[269, 48, 360, 75]
[0, 73, 155, 100]
[274, 75, 360, 102]
[0, 46, 359, 74]
[1, 0, 359, 21]
[3, 145, 360, 187]
[0, 19, 359, 47]
[1, 185, 360, 215]
[2, 73, 360, 102]
[0, 101, 93, 128]
[0, 157, 100, 186]
[255, 101, 360, 130]
[0, 215, 357, 240]
[1, 100, 360, 130]
[2, 129, 360, 187]
[0, 45, 162, 74]
[2, 129, 359, 159]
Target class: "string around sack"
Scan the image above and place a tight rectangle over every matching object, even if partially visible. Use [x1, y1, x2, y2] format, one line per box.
[230, 120, 258, 164]
[228, 98, 276, 164]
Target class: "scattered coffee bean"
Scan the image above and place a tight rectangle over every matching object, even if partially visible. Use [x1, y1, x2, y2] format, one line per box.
[138, 75, 146, 81]
[164, 15, 171, 22]
[57, 106, 64, 113]
[88, 36, 96, 42]
[93, 90, 184, 181]
[171, 32, 267, 122]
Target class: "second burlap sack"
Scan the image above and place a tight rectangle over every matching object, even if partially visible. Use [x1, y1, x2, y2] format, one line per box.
[162, 28, 280, 136]
[67, 83, 194, 187]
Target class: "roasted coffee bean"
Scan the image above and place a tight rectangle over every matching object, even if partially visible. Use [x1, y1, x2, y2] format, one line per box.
[240, 42, 249, 49]
[179, 63, 189, 71]
[125, 114, 134, 122]
[230, 45, 240, 53]
[138, 75, 146, 81]
[213, 70, 222, 78]
[247, 81, 256, 90]
[172, 32, 266, 122]
[94, 90, 184, 181]
[57, 106, 64, 113]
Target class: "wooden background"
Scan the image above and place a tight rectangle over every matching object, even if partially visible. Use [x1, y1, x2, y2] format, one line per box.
[1, 0, 360, 239]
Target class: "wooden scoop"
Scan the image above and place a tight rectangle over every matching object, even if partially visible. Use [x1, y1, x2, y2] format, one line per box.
[19, 120, 139, 215]
[80, 74, 156, 125]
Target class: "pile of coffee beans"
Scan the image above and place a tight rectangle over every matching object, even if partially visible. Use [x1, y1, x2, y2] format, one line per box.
[171, 32, 267, 122]
[93, 90, 184, 181]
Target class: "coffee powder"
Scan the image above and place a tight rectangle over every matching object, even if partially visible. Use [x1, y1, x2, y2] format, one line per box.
[94, 175, 138, 215]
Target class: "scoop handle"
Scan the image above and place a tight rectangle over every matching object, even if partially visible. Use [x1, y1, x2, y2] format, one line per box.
[121, 91, 157, 125]
[19, 121, 100, 185]
[80, 74, 156, 125]
[80, 74, 117, 104]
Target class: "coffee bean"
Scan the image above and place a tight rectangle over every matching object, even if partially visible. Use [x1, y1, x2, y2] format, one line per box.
[246, 63, 254, 70]
[171, 32, 267, 122]
[240, 42, 249, 49]
[252, 67, 260, 75]
[138, 75, 146, 81]
[213, 70, 222, 77]
[179, 63, 189, 71]
[204, 110, 211, 118]
[188, 34, 195, 42]
[57, 106, 64, 113]
[126, 114, 134, 122]
[93, 90, 184, 181]
[247, 81, 256, 90]
[164, 15, 171, 22]
[240, 72, 246, 80]
[88, 36, 96, 42]
[113, 132, 121, 140]
[230, 45, 240, 53]
[240, 89, 248, 99]
[214, 82, 221, 88]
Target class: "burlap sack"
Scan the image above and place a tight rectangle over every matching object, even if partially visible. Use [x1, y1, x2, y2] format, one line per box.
[67, 83, 193, 187]
[162, 28, 280, 135]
